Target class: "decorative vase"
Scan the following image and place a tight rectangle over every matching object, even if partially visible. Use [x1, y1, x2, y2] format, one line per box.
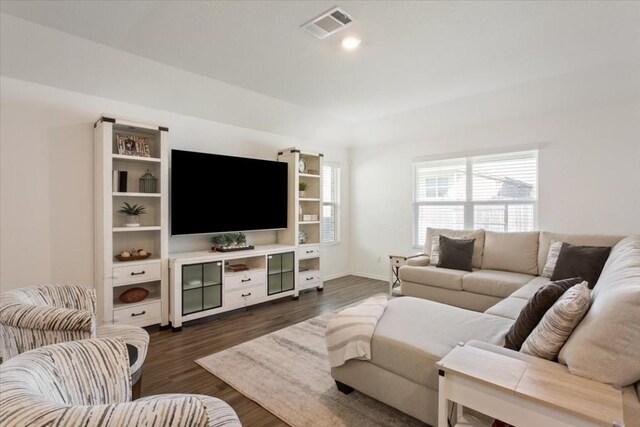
[299, 191, 306, 198]
[125, 215, 140, 227]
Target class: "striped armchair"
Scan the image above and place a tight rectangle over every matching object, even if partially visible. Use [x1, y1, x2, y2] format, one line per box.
[0, 338, 241, 427]
[0, 284, 148, 374]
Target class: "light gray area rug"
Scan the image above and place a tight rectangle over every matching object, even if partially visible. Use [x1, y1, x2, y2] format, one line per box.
[196, 311, 426, 427]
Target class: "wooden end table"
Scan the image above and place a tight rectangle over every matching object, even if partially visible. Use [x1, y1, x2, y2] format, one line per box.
[436, 343, 626, 427]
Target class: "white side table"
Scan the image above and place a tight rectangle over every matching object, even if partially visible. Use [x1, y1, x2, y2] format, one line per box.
[436, 343, 625, 427]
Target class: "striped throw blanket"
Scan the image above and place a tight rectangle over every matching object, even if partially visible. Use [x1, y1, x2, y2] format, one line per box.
[325, 294, 388, 368]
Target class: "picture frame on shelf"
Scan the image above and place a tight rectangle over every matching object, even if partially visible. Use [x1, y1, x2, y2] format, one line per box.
[116, 134, 151, 157]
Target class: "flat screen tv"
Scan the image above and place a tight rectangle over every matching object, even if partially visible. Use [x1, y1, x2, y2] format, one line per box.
[171, 150, 288, 235]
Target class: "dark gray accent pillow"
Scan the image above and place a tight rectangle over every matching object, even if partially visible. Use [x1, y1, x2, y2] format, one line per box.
[503, 277, 582, 351]
[436, 235, 475, 272]
[551, 243, 611, 289]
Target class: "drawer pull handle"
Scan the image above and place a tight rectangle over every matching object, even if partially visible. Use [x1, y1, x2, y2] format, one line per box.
[241, 292, 252, 297]
[306, 277, 314, 281]
[306, 250, 314, 254]
[131, 311, 146, 317]
[241, 278, 252, 283]
[131, 271, 145, 276]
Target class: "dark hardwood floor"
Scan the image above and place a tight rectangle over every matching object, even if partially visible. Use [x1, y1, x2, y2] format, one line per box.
[142, 275, 388, 427]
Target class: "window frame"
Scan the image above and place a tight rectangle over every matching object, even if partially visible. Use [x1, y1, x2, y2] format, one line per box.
[412, 148, 538, 248]
[322, 162, 341, 245]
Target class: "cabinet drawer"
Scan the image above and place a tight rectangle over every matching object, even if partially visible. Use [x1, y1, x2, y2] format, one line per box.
[299, 269, 321, 285]
[298, 245, 320, 260]
[225, 285, 266, 308]
[225, 269, 266, 292]
[113, 301, 161, 326]
[114, 262, 161, 285]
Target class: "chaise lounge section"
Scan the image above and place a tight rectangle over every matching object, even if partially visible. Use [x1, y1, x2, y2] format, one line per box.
[331, 232, 640, 426]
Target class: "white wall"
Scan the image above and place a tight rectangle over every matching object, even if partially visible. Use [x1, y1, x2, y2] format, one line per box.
[350, 102, 640, 279]
[0, 77, 351, 291]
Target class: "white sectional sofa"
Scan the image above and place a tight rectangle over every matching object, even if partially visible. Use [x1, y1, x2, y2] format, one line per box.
[330, 231, 640, 426]
[400, 228, 623, 312]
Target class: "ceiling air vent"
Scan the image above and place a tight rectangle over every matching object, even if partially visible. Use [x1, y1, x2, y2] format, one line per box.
[301, 7, 354, 39]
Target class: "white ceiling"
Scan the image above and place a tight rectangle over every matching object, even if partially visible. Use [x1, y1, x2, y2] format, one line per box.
[1, 1, 639, 122]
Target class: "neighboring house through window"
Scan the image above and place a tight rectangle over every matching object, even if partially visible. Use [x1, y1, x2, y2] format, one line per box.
[413, 149, 538, 246]
[323, 163, 340, 243]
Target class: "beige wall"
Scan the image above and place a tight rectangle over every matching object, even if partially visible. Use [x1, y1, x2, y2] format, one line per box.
[349, 102, 640, 279]
[0, 77, 351, 290]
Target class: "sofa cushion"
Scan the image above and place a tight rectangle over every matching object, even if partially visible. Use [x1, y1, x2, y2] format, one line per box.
[551, 243, 612, 289]
[509, 276, 551, 300]
[462, 270, 535, 298]
[398, 265, 468, 291]
[484, 297, 528, 321]
[437, 236, 475, 272]
[424, 228, 485, 269]
[370, 297, 513, 389]
[559, 236, 640, 387]
[521, 281, 591, 360]
[482, 231, 539, 275]
[538, 232, 623, 276]
[503, 277, 583, 351]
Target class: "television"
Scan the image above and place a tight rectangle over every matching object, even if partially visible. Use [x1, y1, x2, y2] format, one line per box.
[171, 150, 288, 235]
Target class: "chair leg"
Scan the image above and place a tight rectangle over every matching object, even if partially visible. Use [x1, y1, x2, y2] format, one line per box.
[335, 380, 354, 394]
[132, 373, 142, 400]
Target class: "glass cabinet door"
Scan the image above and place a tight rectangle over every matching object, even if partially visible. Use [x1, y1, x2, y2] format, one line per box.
[268, 252, 295, 295]
[182, 262, 222, 315]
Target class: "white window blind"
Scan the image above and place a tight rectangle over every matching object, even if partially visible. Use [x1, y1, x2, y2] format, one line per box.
[323, 163, 340, 243]
[413, 150, 537, 246]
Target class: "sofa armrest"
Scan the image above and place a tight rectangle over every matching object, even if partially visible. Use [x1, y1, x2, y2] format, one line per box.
[405, 254, 430, 267]
[0, 303, 93, 332]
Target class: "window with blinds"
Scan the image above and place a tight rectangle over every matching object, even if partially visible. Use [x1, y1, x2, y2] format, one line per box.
[323, 163, 340, 243]
[413, 150, 537, 246]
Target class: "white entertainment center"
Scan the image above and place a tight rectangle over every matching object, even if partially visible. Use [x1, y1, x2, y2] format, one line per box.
[95, 115, 324, 331]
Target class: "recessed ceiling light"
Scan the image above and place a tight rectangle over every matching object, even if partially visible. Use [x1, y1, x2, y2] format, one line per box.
[341, 36, 361, 50]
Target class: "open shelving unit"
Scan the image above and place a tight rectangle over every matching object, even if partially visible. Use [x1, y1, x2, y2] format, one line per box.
[277, 148, 324, 292]
[94, 115, 169, 328]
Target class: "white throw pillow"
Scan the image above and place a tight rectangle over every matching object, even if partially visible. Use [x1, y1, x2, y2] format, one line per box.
[542, 240, 564, 278]
[429, 235, 440, 265]
[521, 281, 591, 360]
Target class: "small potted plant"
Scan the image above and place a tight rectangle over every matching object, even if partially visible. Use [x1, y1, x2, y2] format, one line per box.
[236, 232, 247, 247]
[210, 234, 225, 251]
[221, 233, 234, 249]
[119, 202, 146, 227]
[299, 182, 307, 198]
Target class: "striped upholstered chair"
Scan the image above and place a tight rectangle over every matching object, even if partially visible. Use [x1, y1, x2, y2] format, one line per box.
[0, 285, 148, 379]
[0, 338, 241, 427]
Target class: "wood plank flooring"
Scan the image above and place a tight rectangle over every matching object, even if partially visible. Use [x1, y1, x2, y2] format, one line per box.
[142, 275, 388, 427]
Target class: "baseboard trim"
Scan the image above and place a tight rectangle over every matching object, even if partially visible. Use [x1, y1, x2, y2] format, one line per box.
[348, 271, 388, 282]
[323, 272, 350, 281]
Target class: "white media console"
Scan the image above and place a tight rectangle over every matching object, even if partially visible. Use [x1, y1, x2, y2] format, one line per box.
[169, 244, 321, 330]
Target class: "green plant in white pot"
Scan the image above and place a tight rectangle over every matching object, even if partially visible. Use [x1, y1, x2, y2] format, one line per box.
[119, 202, 146, 227]
[210, 234, 225, 251]
[299, 182, 307, 198]
[236, 232, 248, 247]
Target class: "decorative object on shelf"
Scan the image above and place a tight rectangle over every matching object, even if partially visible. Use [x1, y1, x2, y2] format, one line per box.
[226, 264, 249, 272]
[303, 214, 319, 221]
[138, 170, 157, 193]
[119, 202, 146, 227]
[299, 182, 307, 198]
[298, 158, 307, 173]
[307, 169, 319, 175]
[115, 170, 128, 192]
[299, 230, 308, 244]
[118, 287, 150, 304]
[116, 134, 151, 157]
[115, 249, 152, 262]
[210, 232, 253, 252]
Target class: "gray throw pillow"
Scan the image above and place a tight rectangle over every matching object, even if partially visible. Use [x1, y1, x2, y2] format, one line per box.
[436, 235, 475, 272]
[503, 277, 582, 351]
[551, 243, 611, 289]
